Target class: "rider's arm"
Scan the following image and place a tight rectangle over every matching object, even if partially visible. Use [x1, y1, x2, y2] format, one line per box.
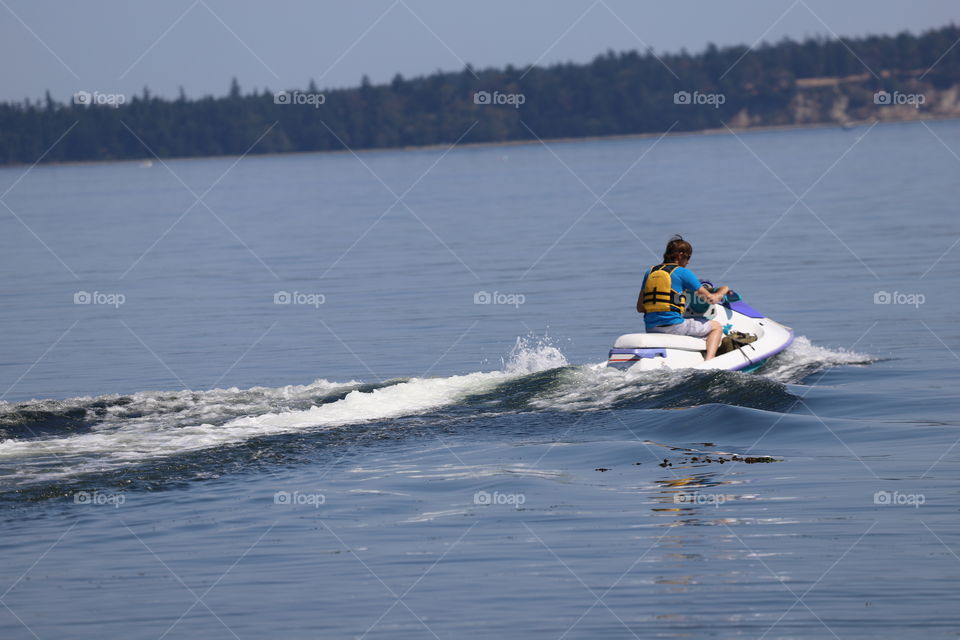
[637, 273, 649, 314]
[697, 285, 729, 305]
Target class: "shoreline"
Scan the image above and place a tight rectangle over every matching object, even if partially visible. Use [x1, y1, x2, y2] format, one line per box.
[4, 114, 959, 170]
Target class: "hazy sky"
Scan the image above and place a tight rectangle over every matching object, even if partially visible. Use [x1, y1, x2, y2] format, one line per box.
[2, 0, 957, 103]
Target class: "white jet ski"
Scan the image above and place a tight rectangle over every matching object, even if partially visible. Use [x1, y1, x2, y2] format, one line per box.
[606, 288, 793, 372]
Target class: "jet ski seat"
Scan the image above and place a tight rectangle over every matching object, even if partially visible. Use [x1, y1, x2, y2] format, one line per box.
[612, 333, 707, 352]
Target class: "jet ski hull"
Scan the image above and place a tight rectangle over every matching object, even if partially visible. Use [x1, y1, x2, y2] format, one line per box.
[607, 298, 793, 372]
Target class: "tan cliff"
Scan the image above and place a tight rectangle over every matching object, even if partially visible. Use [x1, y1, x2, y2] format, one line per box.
[729, 73, 960, 128]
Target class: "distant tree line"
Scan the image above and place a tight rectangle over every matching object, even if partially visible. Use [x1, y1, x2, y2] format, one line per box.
[1, 24, 958, 165]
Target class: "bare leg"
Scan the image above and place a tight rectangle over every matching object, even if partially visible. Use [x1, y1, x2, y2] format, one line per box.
[704, 321, 723, 360]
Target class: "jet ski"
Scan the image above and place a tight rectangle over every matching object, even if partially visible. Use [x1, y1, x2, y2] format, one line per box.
[607, 286, 793, 372]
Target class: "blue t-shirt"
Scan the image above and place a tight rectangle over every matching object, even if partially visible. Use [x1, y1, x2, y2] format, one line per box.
[641, 265, 702, 328]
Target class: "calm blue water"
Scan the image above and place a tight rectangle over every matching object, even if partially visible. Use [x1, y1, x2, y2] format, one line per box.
[1, 120, 959, 638]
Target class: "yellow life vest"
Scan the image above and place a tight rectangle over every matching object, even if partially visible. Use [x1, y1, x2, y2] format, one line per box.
[640, 263, 686, 314]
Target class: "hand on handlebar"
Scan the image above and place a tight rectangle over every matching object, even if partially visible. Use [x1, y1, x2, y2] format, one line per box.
[697, 285, 730, 306]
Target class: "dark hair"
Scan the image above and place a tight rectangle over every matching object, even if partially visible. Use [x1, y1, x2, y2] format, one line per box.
[663, 234, 692, 262]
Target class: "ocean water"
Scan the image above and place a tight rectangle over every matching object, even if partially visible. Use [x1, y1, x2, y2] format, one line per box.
[1, 119, 959, 639]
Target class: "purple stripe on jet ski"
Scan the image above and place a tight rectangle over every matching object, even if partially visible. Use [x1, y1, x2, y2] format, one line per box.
[608, 348, 666, 360]
[725, 300, 765, 318]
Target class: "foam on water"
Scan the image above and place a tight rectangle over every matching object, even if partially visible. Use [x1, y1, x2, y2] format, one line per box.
[0, 340, 568, 484]
[0, 378, 364, 437]
[502, 334, 569, 374]
[760, 335, 874, 383]
[528, 366, 693, 411]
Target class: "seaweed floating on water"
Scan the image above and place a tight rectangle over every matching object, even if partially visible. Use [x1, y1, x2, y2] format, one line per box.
[650, 453, 782, 469]
[680, 454, 780, 465]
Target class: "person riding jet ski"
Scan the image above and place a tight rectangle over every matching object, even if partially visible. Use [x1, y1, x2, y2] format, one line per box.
[638, 235, 730, 360]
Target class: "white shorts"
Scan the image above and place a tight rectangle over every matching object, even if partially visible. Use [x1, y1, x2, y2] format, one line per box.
[647, 317, 715, 338]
